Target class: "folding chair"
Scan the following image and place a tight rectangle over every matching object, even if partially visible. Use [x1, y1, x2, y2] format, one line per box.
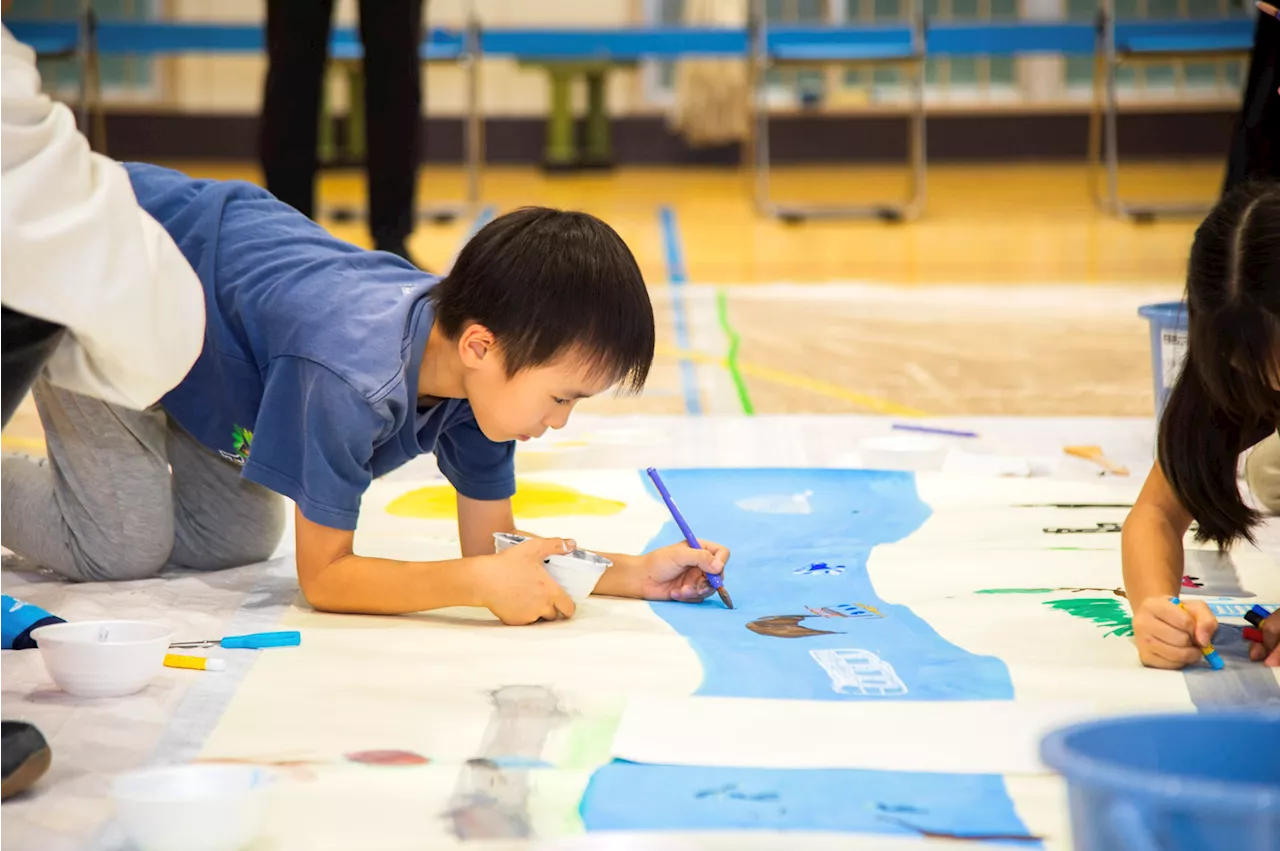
[748, 0, 926, 223]
[1090, 5, 1252, 220]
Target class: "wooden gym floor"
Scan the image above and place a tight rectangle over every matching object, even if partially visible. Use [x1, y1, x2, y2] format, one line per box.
[2, 161, 1215, 452]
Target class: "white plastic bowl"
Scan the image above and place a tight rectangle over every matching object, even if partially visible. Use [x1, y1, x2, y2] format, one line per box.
[31, 620, 172, 698]
[858, 435, 949, 472]
[113, 764, 272, 851]
[493, 532, 611, 602]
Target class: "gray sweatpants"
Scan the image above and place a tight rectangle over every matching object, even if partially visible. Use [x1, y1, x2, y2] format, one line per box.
[2, 377, 286, 582]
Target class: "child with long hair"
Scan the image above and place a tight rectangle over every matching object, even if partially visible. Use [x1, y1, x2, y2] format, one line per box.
[1122, 181, 1280, 669]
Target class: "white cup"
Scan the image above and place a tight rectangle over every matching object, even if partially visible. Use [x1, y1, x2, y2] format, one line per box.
[493, 532, 612, 602]
[113, 764, 272, 851]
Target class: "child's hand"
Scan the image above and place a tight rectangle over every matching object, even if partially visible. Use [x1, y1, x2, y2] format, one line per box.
[1249, 610, 1280, 667]
[618, 540, 730, 603]
[1132, 596, 1217, 669]
[474, 537, 577, 625]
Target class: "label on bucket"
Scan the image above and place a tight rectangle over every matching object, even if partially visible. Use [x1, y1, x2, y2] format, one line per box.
[1160, 329, 1188, 389]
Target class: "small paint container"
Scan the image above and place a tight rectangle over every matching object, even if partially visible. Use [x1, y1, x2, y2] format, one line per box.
[493, 533, 612, 602]
[112, 764, 272, 851]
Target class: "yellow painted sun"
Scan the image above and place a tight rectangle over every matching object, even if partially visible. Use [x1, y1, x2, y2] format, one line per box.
[386, 480, 626, 520]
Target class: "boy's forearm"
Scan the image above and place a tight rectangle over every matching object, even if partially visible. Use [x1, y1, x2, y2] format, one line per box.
[457, 494, 517, 558]
[1121, 504, 1186, 608]
[301, 553, 484, 615]
[592, 551, 643, 597]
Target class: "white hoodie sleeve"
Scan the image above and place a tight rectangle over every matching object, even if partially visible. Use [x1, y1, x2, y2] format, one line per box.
[0, 26, 205, 411]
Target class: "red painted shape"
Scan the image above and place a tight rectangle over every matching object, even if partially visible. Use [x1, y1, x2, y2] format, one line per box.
[345, 750, 430, 766]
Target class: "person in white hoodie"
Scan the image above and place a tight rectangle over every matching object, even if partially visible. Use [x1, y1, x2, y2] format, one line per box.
[1, 23, 205, 421]
[0, 22, 206, 801]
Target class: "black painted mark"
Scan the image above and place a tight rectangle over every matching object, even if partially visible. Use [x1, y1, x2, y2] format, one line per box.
[1043, 522, 1121, 534]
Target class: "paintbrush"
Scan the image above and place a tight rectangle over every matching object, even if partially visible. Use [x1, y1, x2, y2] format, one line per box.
[1064, 445, 1129, 476]
[646, 467, 734, 609]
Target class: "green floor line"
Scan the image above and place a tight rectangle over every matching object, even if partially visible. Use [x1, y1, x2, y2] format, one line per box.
[716, 289, 755, 415]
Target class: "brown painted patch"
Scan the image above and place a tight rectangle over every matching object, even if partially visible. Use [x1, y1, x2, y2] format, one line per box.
[746, 614, 839, 639]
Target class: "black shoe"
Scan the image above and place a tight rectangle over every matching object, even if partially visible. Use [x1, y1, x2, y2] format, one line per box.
[2, 721, 50, 800]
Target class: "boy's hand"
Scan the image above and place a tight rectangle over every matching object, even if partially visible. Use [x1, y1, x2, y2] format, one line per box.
[1132, 596, 1217, 669]
[1249, 610, 1280, 667]
[473, 537, 577, 625]
[602, 540, 730, 602]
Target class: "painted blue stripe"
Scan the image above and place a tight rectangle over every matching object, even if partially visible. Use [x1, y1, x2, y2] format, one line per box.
[658, 205, 702, 415]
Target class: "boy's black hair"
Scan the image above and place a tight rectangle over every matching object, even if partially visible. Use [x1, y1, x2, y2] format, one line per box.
[430, 207, 654, 393]
[1158, 181, 1280, 548]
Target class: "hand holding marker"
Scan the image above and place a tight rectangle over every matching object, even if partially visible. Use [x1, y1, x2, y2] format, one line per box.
[1243, 604, 1278, 664]
[646, 467, 733, 609]
[1171, 598, 1224, 670]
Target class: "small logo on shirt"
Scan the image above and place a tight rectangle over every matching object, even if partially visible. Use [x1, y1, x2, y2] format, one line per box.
[219, 424, 253, 466]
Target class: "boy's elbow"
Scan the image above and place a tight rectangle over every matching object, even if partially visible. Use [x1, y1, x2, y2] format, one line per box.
[296, 560, 348, 613]
[301, 585, 343, 614]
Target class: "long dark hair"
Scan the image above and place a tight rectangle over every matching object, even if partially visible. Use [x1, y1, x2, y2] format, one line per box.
[1159, 182, 1280, 548]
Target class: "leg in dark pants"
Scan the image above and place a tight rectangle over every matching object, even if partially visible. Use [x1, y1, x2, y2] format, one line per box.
[358, 0, 424, 252]
[260, 0, 336, 220]
[0, 308, 64, 432]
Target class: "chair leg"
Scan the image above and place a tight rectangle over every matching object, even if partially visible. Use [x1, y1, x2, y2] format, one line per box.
[1102, 25, 1122, 217]
[582, 70, 613, 169]
[543, 67, 577, 171]
[903, 56, 927, 221]
[1087, 19, 1108, 212]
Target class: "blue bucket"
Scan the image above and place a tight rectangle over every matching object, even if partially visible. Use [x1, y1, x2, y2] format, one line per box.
[1137, 302, 1188, 419]
[1041, 712, 1280, 851]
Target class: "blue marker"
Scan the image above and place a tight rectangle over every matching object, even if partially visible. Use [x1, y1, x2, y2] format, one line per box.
[646, 467, 733, 609]
[1244, 604, 1273, 628]
[1172, 598, 1225, 670]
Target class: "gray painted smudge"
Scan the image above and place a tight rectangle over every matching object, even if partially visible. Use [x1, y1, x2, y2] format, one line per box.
[446, 685, 568, 840]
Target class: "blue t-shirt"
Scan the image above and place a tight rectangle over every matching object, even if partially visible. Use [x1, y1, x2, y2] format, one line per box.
[125, 163, 515, 530]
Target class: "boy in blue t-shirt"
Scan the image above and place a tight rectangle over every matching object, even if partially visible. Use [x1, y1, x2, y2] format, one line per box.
[0, 164, 728, 624]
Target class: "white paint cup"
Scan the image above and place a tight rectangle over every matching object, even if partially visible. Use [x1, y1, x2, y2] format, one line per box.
[493, 532, 612, 602]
